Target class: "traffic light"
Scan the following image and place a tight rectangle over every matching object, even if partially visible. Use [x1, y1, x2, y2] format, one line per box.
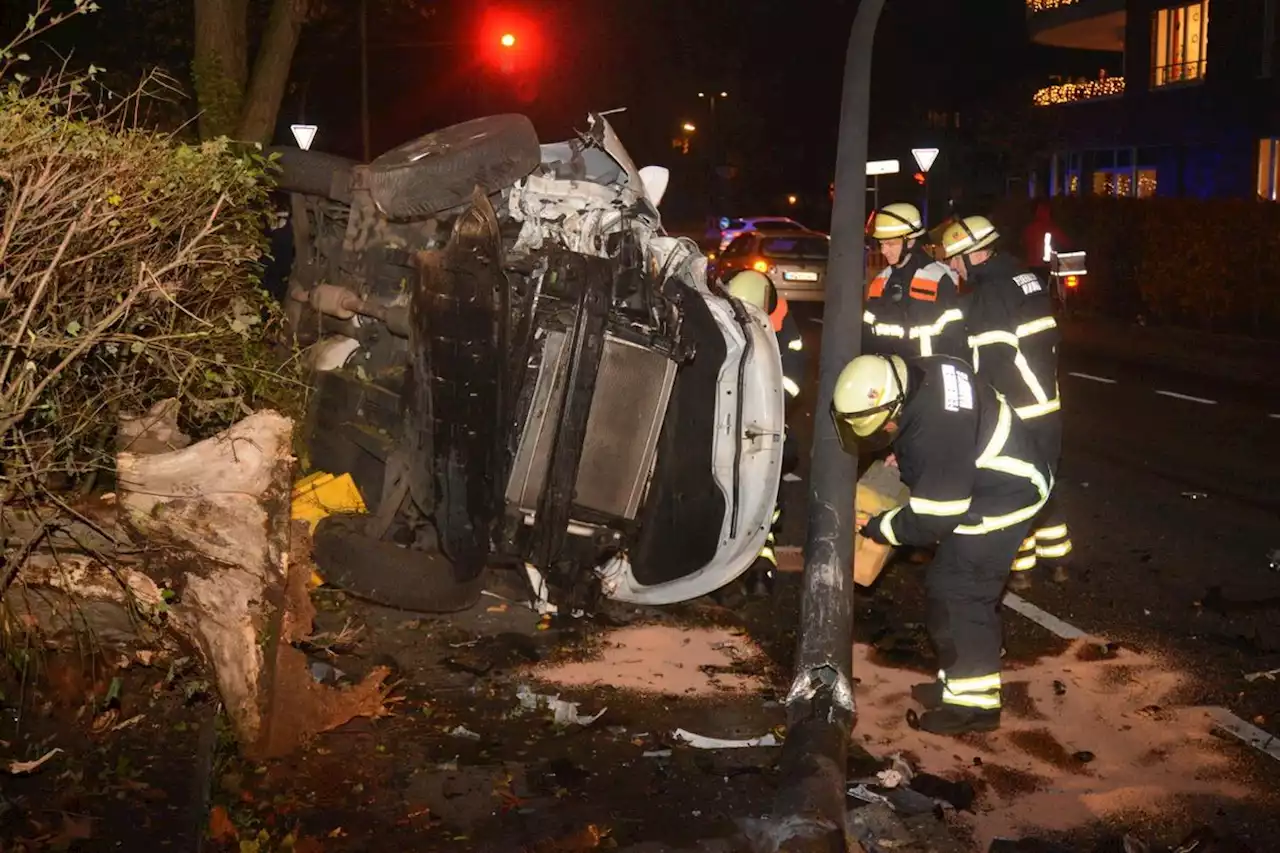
[500, 33, 516, 48]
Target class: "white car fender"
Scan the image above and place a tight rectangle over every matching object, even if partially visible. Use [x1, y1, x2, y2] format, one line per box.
[597, 292, 786, 605]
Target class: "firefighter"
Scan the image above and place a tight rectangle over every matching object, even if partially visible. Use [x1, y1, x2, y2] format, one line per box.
[724, 270, 807, 596]
[832, 353, 1051, 734]
[940, 215, 1071, 590]
[864, 203, 966, 360]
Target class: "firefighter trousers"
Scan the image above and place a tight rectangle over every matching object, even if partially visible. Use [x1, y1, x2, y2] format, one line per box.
[926, 521, 1034, 711]
[1014, 415, 1073, 572]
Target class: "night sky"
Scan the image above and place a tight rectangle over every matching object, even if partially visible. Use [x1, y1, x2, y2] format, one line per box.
[8, 0, 1118, 222]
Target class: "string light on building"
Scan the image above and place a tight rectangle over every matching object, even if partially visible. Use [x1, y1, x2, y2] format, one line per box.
[1026, 0, 1081, 11]
[1033, 76, 1126, 106]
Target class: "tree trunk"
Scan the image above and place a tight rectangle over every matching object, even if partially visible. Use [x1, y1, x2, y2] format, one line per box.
[193, 0, 250, 140]
[4, 406, 390, 758]
[236, 0, 311, 145]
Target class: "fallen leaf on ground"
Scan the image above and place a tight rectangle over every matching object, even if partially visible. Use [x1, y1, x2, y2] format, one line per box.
[208, 805, 239, 842]
[6, 747, 63, 775]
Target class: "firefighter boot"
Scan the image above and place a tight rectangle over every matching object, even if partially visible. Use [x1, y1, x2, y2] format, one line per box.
[911, 680, 944, 710]
[917, 705, 1001, 735]
[1008, 535, 1038, 592]
[744, 554, 776, 598]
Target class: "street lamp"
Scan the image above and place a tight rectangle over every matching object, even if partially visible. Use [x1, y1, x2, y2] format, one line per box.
[787, 194, 798, 206]
[682, 122, 697, 133]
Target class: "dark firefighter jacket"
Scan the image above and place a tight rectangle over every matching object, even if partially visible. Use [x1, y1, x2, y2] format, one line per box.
[771, 298, 806, 399]
[863, 247, 966, 360]
[861, 357, 1052, 548]
[962, 253, 1061, 422]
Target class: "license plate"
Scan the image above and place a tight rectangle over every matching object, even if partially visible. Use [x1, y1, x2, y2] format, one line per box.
[783, 271, 819, 282]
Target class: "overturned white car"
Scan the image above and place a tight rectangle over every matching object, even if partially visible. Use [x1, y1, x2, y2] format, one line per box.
[274, 113, 785, 613]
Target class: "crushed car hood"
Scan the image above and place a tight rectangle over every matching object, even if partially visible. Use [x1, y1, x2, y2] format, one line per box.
[507, 112, 674, 260]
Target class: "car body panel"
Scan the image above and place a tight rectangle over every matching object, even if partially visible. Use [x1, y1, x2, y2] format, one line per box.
[597, 256, 785, 605]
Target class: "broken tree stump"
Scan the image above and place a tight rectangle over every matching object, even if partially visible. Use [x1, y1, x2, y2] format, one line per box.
[4, 406, 390, 758]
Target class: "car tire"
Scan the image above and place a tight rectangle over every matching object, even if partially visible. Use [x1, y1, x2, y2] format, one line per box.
[268, 147, 356, 203]
[312, 514, 484, 613]
[366, 114, 541, 220]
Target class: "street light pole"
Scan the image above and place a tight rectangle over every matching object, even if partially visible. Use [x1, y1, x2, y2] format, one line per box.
[769, 0, 884, 844]
[359, 0, 370, 161]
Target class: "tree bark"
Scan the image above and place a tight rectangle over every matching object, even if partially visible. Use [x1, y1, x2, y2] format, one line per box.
[236, 0, 311, 145]
[193, 0, 250, 140]
[4, 407, 390, 758]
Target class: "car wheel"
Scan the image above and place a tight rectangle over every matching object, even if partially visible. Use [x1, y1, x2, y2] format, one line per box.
[267, 147, 356, 203]
[312, 514, 484, 613]
[366, 114, 541, 220]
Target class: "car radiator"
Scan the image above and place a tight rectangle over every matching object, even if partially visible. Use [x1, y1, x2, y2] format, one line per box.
[506, 329, 677, 522]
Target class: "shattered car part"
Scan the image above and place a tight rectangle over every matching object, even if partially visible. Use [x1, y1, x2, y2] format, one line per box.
[670, 728, 780, 749]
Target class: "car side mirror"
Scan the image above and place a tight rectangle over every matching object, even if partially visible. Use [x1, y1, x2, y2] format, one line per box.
[639, 166, 669, 207]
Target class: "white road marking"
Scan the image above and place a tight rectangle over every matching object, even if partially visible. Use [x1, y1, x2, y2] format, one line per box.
[1002, 592, 1087, 639]
[1067, 371, 1117, 385]
[1203, 708, 1280, 762]
[1001, 591, 1280, 764]
[1155, 390, 1217, 405]
[1270, 413, 1280, 420]
[812, 318, 823, 325]
[782, 473, 803, 483]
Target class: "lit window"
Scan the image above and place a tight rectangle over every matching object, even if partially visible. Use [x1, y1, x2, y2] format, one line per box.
[1152, 1, 1210, 87]
[1090, 167, 1157, 198]
[1137, 168, 1158, 198]
[1259, 138, 1280, 200]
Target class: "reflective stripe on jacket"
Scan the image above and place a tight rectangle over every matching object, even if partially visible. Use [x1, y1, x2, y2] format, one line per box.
[861, 357, 1052, 548]
[961, 253, 1061, 421]
[863, 249, 966, 360]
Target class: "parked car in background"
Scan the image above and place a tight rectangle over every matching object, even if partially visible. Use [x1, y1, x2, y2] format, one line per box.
[714, 230, 831, 302]
[715, 216, 808, 253]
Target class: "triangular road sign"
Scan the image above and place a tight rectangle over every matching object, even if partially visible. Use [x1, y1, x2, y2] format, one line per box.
[912, 147, 940, 173]
[290, 124, 318, 151]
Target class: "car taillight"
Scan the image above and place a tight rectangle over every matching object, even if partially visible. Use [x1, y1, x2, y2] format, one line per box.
[752, 259, 769, 273]
[1066, 274, 1079, 289]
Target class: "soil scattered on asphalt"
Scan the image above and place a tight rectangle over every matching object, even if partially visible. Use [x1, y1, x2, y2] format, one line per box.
[854, 638, 1255, 847]
[535, 625, 768, 696]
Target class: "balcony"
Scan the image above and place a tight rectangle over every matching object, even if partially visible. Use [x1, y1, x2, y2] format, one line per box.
[1033, 76, 1126, 106]
[1026, 0, 1126, 51]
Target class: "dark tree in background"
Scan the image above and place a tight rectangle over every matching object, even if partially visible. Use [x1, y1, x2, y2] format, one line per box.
[11, 0, 430, 144]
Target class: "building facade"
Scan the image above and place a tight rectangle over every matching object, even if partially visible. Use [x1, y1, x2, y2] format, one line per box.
[1028, 0, 1280, 199]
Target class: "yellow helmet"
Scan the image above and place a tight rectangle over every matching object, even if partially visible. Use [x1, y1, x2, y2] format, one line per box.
[940, 215, 999, 259]
[869, 203, 925, 241]
[726, 270, 776, 312]
[830, 354, 909, 452]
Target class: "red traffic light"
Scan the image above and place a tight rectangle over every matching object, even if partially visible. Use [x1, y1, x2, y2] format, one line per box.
[913, 171, 926, 185]
[500, 33, 516, 48]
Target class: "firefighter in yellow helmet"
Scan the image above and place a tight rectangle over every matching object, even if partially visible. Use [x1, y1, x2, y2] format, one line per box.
[864, 203, 965, 360]
[940, 215, 1071, 591]
[832, 353, 1052, 734]
[723, 270, 807, 596]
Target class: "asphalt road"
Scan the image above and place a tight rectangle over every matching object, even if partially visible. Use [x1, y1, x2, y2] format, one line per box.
[780, 304, 1280, 846]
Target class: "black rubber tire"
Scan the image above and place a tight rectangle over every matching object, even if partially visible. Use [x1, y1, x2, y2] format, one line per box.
[366, 114, 541, 220]
[268, 147, 356, 203]
[312, 514, 484, 613]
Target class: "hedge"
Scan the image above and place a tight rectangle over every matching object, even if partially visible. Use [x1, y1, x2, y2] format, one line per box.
[989, 196, 1280, 339]
[0, 74, 300, 496]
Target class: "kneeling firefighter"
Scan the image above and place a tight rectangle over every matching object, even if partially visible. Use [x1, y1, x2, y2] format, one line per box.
[725, 270, 807, 594]
[832, 354, 1052, 734]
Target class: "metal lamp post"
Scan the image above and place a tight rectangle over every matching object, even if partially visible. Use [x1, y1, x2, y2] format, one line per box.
[768, 0, 885, 847]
